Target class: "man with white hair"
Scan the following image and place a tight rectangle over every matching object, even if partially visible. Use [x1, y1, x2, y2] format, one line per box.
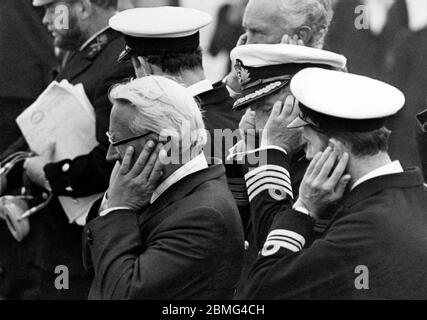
[225, 0, 334, 91]
[82, 76, 244, 300]
[242, 0, 333, 47]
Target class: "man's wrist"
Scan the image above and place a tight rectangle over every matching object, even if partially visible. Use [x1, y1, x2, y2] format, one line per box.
[293, 199, 314, 218]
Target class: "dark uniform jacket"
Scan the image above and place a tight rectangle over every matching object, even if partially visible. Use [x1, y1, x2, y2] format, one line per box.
[0, 0, 56, 150]
[0, 28, 134, 300]
[83, 164, 244, 300]
[195, 82, 247, 223]
[239, 148, 427, 299]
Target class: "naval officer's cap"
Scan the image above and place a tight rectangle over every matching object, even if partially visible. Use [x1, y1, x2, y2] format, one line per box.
[288, 68, 406, 132]
[109, 7, 212, 62]
[231, 44, 347, 111]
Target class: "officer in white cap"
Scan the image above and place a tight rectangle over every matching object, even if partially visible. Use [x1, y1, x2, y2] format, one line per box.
[226, 44, 346, 288]
[229, 44, 346, 160]
[109, 7, 243, 157]
[228, 43, 346, 204]
[109, 7, 247, 227]
[239, 68, 427, 299]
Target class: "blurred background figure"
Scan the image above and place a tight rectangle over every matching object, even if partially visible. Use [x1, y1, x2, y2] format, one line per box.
[325, 0, 408, 81]
[388, 0, 427, 175]
[0, 0, 55, 299]
[0, 0, 56, 151]
[326, 0, 427, 176]
[208, 0, 247, 74]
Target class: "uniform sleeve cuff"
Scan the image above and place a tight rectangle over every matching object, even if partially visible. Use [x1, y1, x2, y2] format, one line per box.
[261, 210, 314, 256]
[244, 147, 293, 202]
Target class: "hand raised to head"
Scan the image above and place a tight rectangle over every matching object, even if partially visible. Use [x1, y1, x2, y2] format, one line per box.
[261, 94, 303, 153]
[107, 141, 165, 211]
[295, 143, 351, 219]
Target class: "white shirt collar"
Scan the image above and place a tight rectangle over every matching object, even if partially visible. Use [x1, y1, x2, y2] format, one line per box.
[186, 80, 213, 97]
[79, 26, 110, 52]
[150, 153, 209, 204]
[351, 161, 404, 190]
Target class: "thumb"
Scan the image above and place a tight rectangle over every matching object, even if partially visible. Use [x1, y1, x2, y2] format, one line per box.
[335, 174, 352, 197]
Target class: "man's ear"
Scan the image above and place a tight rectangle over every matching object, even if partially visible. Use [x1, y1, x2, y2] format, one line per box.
[329, 138, 350, 158]
[295, 26, 313, 46]
[77, 0, 93, 20]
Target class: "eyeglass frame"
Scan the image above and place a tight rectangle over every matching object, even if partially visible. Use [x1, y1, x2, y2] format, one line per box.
[106, 131, 152, 148]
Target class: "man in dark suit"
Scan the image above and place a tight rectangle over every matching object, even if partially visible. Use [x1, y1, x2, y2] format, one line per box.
[83, 76, 244, 299]
[240, 68, 427, 299]
[0, 0, 134, 299]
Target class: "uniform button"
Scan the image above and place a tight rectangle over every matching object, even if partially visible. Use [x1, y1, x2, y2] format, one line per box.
[86, 229, 93, 244]
[244, 241, 250, 251]
[62, 163, 70, 173]
[65, 186, 74, 193]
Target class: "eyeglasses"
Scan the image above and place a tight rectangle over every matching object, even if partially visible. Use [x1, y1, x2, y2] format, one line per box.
[106, 131, 152, 147]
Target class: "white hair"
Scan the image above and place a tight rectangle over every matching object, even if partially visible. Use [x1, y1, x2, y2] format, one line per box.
[109, 75, 207, 160]
[279, 0, 334, 48]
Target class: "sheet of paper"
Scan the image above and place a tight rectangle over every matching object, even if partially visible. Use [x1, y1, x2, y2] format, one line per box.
[16, 80, 103, 223]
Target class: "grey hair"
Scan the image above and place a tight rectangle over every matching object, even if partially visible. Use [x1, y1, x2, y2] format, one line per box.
[109, 76, 207, 160]
[279, 0, 334, 48]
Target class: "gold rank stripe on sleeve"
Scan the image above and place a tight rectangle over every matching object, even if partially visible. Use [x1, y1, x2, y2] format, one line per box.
[245, 164, 293, 203]
[261, 229, 306, 256]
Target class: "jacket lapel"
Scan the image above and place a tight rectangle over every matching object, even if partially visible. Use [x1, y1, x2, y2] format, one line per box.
[138, 164, 226, 227]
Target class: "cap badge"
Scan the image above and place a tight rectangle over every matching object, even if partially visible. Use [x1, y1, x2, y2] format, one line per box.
[235, 59, 251, 86]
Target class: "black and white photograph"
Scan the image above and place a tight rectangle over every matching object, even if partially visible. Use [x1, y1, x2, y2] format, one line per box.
[1, 0, 427, 311]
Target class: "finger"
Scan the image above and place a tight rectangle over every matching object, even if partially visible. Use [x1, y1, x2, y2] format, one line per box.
[149, 155, 165, 185]
[130, 141, 155, 175]
[305, 151, 322, 176]
[310, 147, 333, 178]
[334, 174, 352, 197]
[317, 149, 338, 180]
[280, 95, 295, 119]
[289, 97, 300, 120]
[120, 147, 134, 174]
[141, 144, 162, 178]
[328, 152, 350, 185]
